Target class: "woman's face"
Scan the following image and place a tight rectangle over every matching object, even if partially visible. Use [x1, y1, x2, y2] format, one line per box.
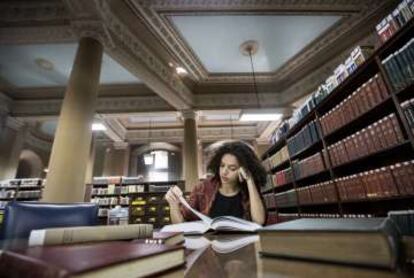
[219, 154, 240, 185]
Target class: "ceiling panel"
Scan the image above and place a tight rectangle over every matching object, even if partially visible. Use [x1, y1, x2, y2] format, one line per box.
[0, 43, 141, 88]
[170, 15, 342, 73]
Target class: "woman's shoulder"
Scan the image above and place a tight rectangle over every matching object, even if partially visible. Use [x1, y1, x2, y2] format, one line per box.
[193, 177, 219, 192]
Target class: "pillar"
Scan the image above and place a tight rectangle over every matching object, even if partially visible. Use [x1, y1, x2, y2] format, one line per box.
[182, 110, 199, 191]
[43, 37, 103, 202]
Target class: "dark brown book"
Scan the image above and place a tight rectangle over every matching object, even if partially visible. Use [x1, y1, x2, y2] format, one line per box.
[375, 74, 389, 99]
[370, 75, 384, 103]
[259, 218, 401, 269]
[0, 241, 185, 278]
[390, 114, 404, 144]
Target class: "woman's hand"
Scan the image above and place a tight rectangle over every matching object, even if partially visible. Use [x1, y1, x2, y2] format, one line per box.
[238, 167, 252, 183]
[165, 186, 183, 208]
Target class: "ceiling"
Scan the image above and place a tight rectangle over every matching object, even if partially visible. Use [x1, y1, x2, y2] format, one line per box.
[0, 43, 141, 88]
[0, 0, 393, 148]
[170, 15, 341, 73]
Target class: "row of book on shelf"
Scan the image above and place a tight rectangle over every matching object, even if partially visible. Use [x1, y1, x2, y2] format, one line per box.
[270, 45, 372, 144]
[382, 38, 414, 91]
[0, 178, 43, 187]
[402, 97, 414, 136]
[326, 113, 404, 167]
[319, 74, 389, 136]
[376, 0, 414, 45]
[269, 0, 413, 146]
[287, 120, 320, 156]
[264, 159, 414, 209]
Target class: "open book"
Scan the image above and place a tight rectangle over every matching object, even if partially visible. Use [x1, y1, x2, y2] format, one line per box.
[160, 196, 262, 234]
[185, 235, 259, 254]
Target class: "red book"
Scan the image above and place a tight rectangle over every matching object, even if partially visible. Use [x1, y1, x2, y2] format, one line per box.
[389, 114, 404, 144]
[375, 74, 389, 99]
[370, 75, 384, 102]
[0, 242, 185, 278]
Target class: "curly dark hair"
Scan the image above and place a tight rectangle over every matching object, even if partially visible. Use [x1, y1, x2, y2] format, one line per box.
[207, 141, 267, 189]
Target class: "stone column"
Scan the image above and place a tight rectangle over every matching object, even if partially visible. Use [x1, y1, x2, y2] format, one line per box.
[43, 37, 103, 203]
[182, 110, 199, 191]
[0, 119, 26, 180]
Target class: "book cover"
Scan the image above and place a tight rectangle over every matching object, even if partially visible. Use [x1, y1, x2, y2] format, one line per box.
[0, 242, 185, 278]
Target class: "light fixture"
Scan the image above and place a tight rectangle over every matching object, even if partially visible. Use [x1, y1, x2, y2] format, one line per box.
[239, 108, 283, 122]
[144, 118, 154, 165]
[239, 40, 283, 122]
[35, 58, 54, 71]
[176, 66, 187, 75]
[92, 123, 106, 131]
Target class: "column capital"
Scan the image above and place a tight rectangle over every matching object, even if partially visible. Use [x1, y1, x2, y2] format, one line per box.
[181, 110, 199, 121]
[113, 141, 128, 150]
[70, 20, 115, 49]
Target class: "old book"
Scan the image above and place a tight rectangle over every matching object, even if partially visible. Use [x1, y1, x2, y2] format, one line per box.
[0, 241, 185, 278]
[29, 224, 153, 247]
[184, 234, 259, 254]
[160, 197, 261, 234]
[259, 218, 400, 269]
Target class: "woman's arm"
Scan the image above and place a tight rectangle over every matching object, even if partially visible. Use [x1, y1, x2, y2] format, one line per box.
[240, 168, 266, 225]
[165, 186, 185, 224]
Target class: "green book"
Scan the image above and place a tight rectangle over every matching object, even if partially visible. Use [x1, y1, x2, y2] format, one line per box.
[258, 218, 400, 269]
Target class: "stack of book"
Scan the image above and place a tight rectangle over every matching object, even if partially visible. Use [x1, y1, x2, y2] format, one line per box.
[292, 152, 326, 179]
[376, 0, 414, 45]
[401, 97, 414, 136]
[320, 74, 389, 135]
[382, 38, 414, 91]
[287, 120, 321, 156]
[327, 114, 404, 167]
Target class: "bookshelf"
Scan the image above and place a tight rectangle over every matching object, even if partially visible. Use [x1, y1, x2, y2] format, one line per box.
[85, 177, 184, 227]
[261, 16, 414, 225]
[0, 178, 44, 225]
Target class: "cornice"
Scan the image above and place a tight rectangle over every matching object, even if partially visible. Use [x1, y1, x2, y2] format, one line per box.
[96, 0, 194, 109]
[0, 25, 76, 44]
[195, 92, 282, 109]
[0, 2, 69, 22]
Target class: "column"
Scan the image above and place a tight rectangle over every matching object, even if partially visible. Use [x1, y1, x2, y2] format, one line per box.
[182, 110, 199, 191]
[43, 37, 103, 203]
[0, 119, 26, 180]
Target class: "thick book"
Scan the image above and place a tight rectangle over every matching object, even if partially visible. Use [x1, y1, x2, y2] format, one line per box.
[258, 218, 400, 269]
[28, 224, 153, 246]
[0, 242, 185, 278]
[160, 196, 261, 234]
[184, 234, 259, 254]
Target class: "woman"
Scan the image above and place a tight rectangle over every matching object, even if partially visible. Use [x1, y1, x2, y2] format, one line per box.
[165, 141, 267, 225]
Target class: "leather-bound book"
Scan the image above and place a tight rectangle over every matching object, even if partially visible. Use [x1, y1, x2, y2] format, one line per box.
[259, 218, 401, 269]
[0, 241, 185, 278]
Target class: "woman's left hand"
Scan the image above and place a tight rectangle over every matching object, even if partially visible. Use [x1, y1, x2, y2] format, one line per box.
[238, 167, 252, 183]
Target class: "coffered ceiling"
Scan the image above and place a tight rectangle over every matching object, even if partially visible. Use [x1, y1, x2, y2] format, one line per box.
[0, 0, 394, 148]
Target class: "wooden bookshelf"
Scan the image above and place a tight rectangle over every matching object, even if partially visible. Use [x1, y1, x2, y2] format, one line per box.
[85, 177, 184, 226]
[262, 18, 414, 224]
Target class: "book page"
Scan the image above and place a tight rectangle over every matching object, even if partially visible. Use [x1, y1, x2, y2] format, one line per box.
[179, 196, 213, 226]
[160, 221, 209, 235]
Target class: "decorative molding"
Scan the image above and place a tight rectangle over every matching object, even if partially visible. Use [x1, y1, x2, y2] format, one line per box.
[103, 118, 127, 142]
[180, 110, 198, 121]
[6, 116, 26, 131]
[10, 95, 172, 118]
[195, 92, 283, 109]
[0, 26, 76, 44]
[70, 20, 115, 49]
[113, 141, 129, 150]
[96, 0, 194, 110]
[0, 2, 69, 22]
